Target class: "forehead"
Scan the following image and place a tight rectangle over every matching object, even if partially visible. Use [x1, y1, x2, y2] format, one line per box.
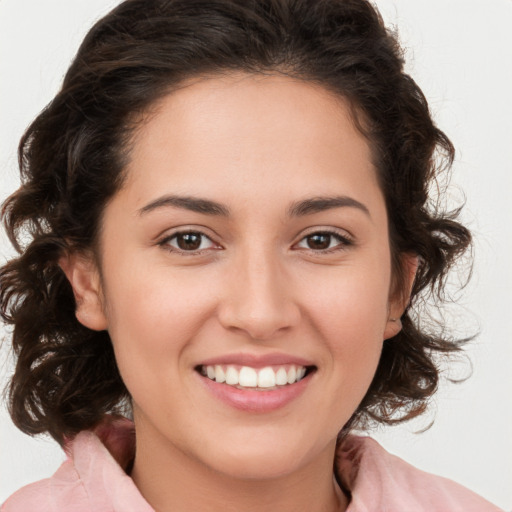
[120, 73, 383, 218]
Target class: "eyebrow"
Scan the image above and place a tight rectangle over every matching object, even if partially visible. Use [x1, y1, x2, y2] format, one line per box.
[287, 196, 370, 218]
[138, 194, 370, 218]
[139, 195, 231, 216]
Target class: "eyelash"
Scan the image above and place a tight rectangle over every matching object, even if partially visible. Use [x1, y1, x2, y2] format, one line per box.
[158, 230, 220, 255]
[295, 229, 354, 253]
[158, 229, 353, 255]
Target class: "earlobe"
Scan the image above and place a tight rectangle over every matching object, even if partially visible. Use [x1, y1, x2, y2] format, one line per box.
[383, 316, 402, 340]
[384, 253, 419, 340]
[59, 252, 108, 331]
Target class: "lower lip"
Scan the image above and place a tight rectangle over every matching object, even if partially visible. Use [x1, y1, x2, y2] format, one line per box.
[197, 372, 312, 412]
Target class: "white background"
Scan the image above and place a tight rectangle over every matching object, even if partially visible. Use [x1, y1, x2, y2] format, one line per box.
[1, 1, 511, 509]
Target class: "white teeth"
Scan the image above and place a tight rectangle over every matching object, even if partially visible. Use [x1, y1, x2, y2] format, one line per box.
[203, 364, 309, 389]
[214, 365, 226, 383]
[275, 367, 288, 386]
[225, 366, 239, 385]
[287, 366, 297, 384]
[239, 366, 258, 387]
[258, 367, 276, 388]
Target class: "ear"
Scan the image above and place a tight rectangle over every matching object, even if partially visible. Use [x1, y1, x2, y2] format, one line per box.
[59, 252, 108, 331]
[383, 253, 419, 340]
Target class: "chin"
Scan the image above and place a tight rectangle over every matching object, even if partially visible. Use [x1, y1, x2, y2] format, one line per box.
[198, 433, 328, 481]
[208, 450, 304, 481]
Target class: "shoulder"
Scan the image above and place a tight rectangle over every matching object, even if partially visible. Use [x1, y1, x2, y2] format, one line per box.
[2, 480, 50, 512]
[1, 458, 87, 512]
[2, 417, 152, 512]
[336, 435, 504, 512]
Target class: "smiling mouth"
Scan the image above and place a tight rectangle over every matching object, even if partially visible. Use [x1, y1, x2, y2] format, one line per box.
[196, 364, 316, 390]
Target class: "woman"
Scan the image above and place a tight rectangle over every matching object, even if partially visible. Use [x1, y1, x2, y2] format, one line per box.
[0, 0, 505, 510]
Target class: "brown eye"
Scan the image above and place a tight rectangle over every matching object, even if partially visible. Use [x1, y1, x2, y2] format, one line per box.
[295, 231, 352, 252]
[163, 231, 217, 252]
[176, 233, 202, 250]
[306, 233, 332, 250]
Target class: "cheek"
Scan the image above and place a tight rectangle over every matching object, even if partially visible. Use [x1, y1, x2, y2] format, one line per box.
[101, 262, 217, 382]
[305, 263, 390, 379]
[307, 262, 390, 334]
[105, 256, 211, 328]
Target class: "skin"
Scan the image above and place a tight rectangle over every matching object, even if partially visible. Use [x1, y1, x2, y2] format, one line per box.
[62, 73, 415, 512]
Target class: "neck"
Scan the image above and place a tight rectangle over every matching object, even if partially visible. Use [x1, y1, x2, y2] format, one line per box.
[130, 421, 348, 512]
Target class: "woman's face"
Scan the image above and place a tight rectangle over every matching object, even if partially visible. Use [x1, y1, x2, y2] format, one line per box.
[70, 73, 407, 480]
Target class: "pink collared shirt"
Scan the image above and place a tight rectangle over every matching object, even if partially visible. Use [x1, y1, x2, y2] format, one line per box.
[2, 417, 504, 511]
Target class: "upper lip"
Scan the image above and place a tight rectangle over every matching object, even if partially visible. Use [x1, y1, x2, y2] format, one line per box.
[196, 353, 315, 369]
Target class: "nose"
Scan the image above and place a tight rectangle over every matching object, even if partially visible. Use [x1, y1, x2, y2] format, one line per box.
[217, 248, 301, 340]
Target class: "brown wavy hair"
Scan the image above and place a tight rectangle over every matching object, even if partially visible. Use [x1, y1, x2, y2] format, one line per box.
[0, 0, 471, 445]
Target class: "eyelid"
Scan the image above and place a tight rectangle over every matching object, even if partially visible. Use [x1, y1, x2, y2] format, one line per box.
[156, 226, 354, 255]
[293, 228, 355, 252]
[158, 228, 223, 255]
